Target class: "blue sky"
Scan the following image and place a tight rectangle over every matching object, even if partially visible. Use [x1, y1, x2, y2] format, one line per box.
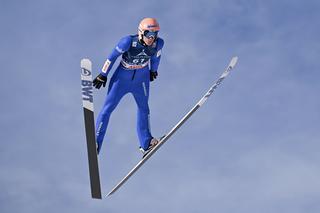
[1, 0, 320, 212]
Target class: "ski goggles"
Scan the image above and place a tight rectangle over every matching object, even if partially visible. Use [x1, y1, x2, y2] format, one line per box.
[143, 30, 158, 39]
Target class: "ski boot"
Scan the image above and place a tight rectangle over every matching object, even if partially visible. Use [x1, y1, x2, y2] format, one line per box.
[139, 138, 159, 158]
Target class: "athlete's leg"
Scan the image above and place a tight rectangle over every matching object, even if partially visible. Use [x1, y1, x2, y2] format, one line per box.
[95, 73, 127, 153]
[131, 80, 153, 150]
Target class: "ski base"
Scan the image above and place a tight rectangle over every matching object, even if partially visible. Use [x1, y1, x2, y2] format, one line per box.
[81, 58, 102, 199]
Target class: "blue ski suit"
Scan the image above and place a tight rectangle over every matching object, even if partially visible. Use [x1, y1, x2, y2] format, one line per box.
[96, 34, 164, 151]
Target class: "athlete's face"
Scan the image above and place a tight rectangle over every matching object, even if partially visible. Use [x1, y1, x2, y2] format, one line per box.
[143, 36, 156, 46]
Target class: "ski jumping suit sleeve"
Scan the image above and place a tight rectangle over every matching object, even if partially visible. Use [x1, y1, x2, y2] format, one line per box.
[100, 36, 132, 77]
[150, 38, 164, 72]
[95, 35, 164, 153]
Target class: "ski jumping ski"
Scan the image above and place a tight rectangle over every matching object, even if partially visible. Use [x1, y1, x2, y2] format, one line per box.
[81, 58, 102, 199]
[107, 56, 239, 197]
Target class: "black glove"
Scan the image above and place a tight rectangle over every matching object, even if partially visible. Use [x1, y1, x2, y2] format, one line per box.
[93, 74, 107, 89]
[150, 71, 158, 82]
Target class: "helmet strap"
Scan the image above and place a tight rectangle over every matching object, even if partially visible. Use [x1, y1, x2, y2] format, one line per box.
[138, 29, 146, 46]
[139, 36, 147, 46]
[139, 32, 150, 46]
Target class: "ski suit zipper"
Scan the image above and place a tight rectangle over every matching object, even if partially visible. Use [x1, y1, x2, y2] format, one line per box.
[132, 69, 136, 80]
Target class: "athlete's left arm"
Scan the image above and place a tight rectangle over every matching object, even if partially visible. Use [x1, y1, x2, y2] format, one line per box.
[150, 38, 164, 73]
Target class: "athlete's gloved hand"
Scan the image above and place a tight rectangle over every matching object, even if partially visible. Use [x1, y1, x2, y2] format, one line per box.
[150, 71, 158, 82]
[93, 74, 107, 89]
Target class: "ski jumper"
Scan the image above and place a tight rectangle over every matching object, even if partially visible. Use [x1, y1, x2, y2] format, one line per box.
[96, 35, 164, 151]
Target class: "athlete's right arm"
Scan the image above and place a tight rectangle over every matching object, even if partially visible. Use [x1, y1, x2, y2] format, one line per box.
[93, 36, 132, 89]
[100, 36, 132, 77]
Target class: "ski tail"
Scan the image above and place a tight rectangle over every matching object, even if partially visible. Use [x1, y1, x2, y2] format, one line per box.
[81, 59, 102, 199]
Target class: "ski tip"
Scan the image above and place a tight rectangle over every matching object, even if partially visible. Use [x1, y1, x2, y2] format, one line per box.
[81, 58, 92, 69]
[106, 191, 114, 197]
[229, 56, 238, 69]
[107, 187, 117, 197]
